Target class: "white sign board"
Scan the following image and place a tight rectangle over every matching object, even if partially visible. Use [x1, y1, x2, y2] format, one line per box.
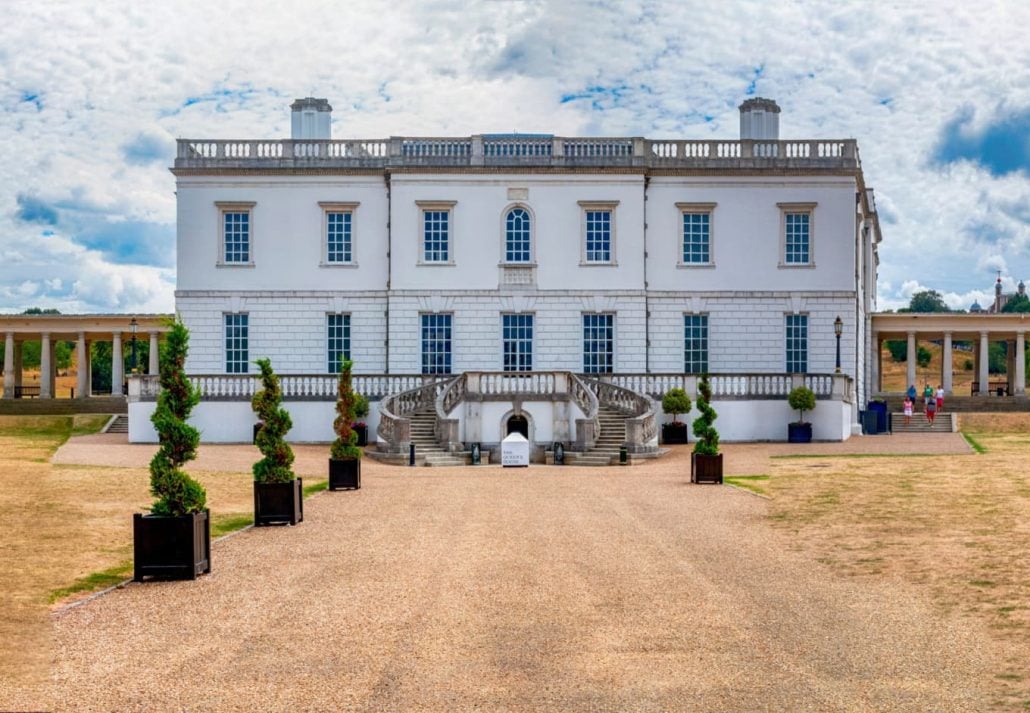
[501, 432, 530, 467]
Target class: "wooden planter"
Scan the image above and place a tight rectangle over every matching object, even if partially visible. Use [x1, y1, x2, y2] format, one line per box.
[352, 424, 368, 447]
[661, 422, 689, 444]
[133, 510, 211, 581]
[788, 422, 813, 443]
[329, 458, 361, 490]
[691, 453, 723, 484]
[254, 478, 303, 526]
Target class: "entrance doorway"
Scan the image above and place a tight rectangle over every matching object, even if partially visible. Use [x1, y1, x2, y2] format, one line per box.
[506, 414, 528, 438]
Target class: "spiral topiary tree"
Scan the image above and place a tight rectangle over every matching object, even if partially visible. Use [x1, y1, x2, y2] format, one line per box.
[331, 358, 362, 460]
[691, 374, 720, 456]
[251, 358, 295, 483]
[148, 319, 207, 516]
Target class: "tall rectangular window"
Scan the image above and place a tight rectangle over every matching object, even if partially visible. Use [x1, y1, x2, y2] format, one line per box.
[683, 314, 709, 374]
[224, 314, 249, 373]
[582, 313, 614, 374]
[786, 314, 808, 373]
[423, 210, 450, 262]
[223, 211, 250, 263]
[326, 212, 352, 263]
[502, 314, 533, 372]
[682, 213, 710, 264]
[421, 314, 452, 375]
[585, 210, 612, 262]
[327, 314, 351, 373]
[785, 213, 810, 264]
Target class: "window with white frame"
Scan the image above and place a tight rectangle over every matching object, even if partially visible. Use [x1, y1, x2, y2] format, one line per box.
[502, 314, 533, 372]
[504, 207, 532, 263]
[417, 201, 456, 264]
[677, 202, 716, 265]
[216, 202, 255, 265]
[779, 202, 816, 266]
[326, 314, 351, 373]
[579, 201, 618, 264]
[320, 202, 359, 265]
[786, 314, 808, 373]
[224, 313, 249, 373]
[683, 314, 709, 374]
[421, 313, 452, 375]
[582, 313, 614, 374]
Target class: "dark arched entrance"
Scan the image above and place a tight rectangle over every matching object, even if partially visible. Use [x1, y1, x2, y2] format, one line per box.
[506, 414, 528, 438]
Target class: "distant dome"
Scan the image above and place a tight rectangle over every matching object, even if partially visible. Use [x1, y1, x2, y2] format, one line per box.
[970, 301, 983, 312]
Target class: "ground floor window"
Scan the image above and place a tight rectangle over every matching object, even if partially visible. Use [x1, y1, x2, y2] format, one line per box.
[502, 314, 533, 372]
[786, 314, 808, 373]
[327, 314, 351, 372]
[684, 314, 708, 374]
[582, 313, 614, 374]
[224, 313, 249, 373]
[421, 313, 452, 375]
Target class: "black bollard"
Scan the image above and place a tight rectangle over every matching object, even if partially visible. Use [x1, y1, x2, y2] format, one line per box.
[409, 443, 415, 466]
[619, 446, 628, 465]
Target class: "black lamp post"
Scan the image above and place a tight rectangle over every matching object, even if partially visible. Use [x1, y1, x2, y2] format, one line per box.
[834, 316, 843, 373]
[129, 317, 138, 374]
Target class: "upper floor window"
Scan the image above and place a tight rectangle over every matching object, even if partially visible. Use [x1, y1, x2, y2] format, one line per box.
[786, 314, 808, 373]
[684, 314, 709, 374]
[504, 207, 532, 263]
[677, 202, 716, 266]
[502, 314, 533, 372]
[779, 202, 816, 267]
[579, 201, 618, 265]
[582, 313, 614, 374]
[216, 202, 255, 265]
[417, 201, 456, 264]
[326, 314, 351, 373]
[224, 313, 249, 373]
[421, 313, 453, 375]
[320, 202, 359, 265]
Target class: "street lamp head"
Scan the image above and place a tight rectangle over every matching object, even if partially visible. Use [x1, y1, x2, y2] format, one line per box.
[130, 317, 138, 335]
[834, 315, 843, 336]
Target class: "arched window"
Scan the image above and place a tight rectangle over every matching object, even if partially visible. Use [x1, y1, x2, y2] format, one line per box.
[505, 207, 531, 263]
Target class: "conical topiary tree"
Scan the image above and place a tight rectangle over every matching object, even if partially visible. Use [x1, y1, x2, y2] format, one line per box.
[331, 358, 362, 460]
[148, 319, 206, 516]
[691, 374, 720, 456]
[251, 358, 295, 483]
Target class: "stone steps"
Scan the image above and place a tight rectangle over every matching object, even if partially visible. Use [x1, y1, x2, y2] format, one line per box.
[104, 415, 129, 434]
[888, 412, 957, 433]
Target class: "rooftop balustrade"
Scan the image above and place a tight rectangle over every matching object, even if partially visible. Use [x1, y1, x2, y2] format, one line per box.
[174, 136, 859, 171]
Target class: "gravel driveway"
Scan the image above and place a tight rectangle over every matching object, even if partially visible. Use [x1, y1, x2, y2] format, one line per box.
[46, 446, 988, 712]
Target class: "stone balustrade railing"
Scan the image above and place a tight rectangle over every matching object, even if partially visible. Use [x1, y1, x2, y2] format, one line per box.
[130, 373, 432, 401]
[568, 373, 600, 452]
[579, 376, 658, 453]
[377, 377, 453, 454]
[608, 373, 852, 403]
[176, 137, 859, 170]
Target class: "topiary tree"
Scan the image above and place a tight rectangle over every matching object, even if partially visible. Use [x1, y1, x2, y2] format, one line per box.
[251, 358, 295, 484]
[330, 358, 362, 460]
[661, 387, 692, 424]
[691, 375, 720, 456]
[788, 386, 817, 424]
[148, 319, 206, 516]
[352, 392, 370, 424]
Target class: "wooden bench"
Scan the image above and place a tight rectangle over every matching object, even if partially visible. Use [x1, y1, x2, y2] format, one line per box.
[971, 381, 1009, 396]
[14, 386, 40, 399]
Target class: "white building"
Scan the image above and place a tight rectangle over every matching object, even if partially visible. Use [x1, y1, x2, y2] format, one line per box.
[134, 97, 883, 457]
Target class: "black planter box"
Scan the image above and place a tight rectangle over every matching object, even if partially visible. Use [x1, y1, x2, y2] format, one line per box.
[691, 453, 723, 484]
[352, 424, 368, 447]
[133, 510, 211, 581]
[329, 458, 361, 490]
[254, 478, 303, 526]
[661, 423, 689, 444]
[788, 422, 813, 443]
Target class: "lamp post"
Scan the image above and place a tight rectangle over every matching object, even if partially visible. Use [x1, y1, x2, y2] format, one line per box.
[129, 317, 138, 374]
[834, 316, 843, 374]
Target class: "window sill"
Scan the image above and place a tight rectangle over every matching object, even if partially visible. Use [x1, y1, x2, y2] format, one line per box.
[319, 261, 360, 268]
[579, 261, 618, 267]
[216, 262, 255, 268]
[417, 261, 457, 267]
[677, 262, 716, 269]
[497, 261, 538, 267]
[778, 262, 816, 269]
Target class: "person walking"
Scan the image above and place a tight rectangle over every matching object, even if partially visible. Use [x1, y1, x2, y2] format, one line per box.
[923, 383, 934, 411]
[903, 395, 913, 426]
[936, 384, 945, 414]
[907, 384, 917, 408]
[926, 395, 937, 425]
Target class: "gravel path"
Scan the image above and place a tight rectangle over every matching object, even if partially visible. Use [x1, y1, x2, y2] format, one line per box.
[48, 447, 988, 711]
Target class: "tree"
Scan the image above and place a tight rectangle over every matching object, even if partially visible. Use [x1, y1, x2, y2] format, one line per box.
[661, 388, 692, 424]
[788, 386, 817, 424]
[148, 319, 206, 516]
[1001, 294, 1030, 313]
[691, 375, 719, 456]
[905, 290, 950, 313]
[330, 359, 362, 460]
[251, 358, 295, 484]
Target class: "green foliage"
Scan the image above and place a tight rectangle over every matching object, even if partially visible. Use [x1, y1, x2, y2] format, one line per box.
[90, 339, 151, 393]
[989, 342, 1007, 374]
[691, 375, 719, 456]
[1001, 294, 1030, 313]
[660, 387, 692, 423]
[352, 392, 370, 421]
[885, 341, 931, 367]
[788, 386, 817, 423]
[330, 359, 362, 460]
[916, 345, 932, 368]
[906, 290, 950, 313]
[148, 319, 206, 516]
[963, 359, 974, 371]
[251, 358, 295, 484]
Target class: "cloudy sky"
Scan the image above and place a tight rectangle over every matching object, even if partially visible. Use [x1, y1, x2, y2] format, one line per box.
[2, 0, 1028, 313]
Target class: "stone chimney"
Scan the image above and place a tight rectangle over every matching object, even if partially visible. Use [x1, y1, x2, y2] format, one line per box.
[739, 97, 780, 140]
[290, 97, 332, 140]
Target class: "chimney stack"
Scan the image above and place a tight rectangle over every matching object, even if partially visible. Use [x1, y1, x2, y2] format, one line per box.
[739, 97, 780, 140]
[290, 97, 332, 140]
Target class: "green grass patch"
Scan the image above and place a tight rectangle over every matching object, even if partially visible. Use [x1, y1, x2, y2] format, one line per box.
[211, 513, 253, 538]
[771, 452, 941, 460]
[71, 414, 111, 436]
[48, 561, 132, 604]
[303, 480, 328, 497]
[961, 432, 987, 454]
[725, 475, 770, 496]
[969, 579, 996, 588]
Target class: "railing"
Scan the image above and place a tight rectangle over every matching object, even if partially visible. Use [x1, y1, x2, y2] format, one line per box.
[609, 373, 850, 401]
[569, 373, 600, 452]
[377, 377, 453, 453]
[131, 373, 432, 401]
[176, 137, 860, 170]
[579, 376, 658, 453]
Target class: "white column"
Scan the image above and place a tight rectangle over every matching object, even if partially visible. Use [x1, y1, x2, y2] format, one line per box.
[942, 332, 953, 395]
[1007, 339, 1016, 394]
[76, 333, 88, 399]
[40, 332, 52, 399]
[3, 332, 13, 398]
[906, 331, 917, 392]
[49, 339, 56, 397]
[979, 331, 990, 395]
[112, 333, 124, 396]
[870, 333, 880, 394]
[1017, 332, 1026, 396]
[13, 342, 22, 389]
[149, 332, 159, 374]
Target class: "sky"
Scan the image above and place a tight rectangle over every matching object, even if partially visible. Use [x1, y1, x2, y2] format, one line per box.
[1, 0, 1028, 314]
